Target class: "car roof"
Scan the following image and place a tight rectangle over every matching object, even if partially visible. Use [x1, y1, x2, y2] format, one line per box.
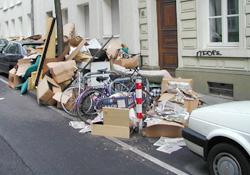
[10, 40, 44, 45]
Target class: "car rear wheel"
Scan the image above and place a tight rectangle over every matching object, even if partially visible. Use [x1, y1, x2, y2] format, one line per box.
[207, 143, 250, 175]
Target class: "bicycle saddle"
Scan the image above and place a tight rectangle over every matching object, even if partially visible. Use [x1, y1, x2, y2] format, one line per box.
[109, 74, 122, 81]
[96, 76, 109, 82]
[97, 68, 108, 74]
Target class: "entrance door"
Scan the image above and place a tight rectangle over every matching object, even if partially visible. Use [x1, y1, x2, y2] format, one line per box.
[157, 0, 178, 77]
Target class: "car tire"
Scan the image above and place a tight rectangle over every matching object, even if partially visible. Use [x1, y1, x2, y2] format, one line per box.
[207, 143, 250, 175]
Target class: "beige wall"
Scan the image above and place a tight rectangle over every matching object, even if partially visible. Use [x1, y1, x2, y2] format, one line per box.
[176, 0, 250, 100]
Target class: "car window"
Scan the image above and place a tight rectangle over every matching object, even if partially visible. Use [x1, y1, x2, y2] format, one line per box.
[0, 39, 7, 45]
[22, 44, 41, 52]
[5, 43, 19, 54]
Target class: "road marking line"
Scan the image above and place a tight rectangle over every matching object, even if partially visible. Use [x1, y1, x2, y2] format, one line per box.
[0, 78, 9, 84]
[0, 76, 188, 175]
[106, 137, 188, 175]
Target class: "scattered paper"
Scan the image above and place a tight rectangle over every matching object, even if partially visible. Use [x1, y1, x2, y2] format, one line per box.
[154, 137, 186, 154]
[89, 114, 103, 124]
[79, 125, 91, 133]
[69, 121, 86, 129]
[156, 144, 182, 154]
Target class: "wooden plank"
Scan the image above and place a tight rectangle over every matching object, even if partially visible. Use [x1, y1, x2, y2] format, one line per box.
[103, 107, 130, 127]
[65, 39, 86, 61]
[91, 124, 130, 139]
[57, 42, 70, 61]
[46, 18, 56, 58]
[35, 18, 56, 86]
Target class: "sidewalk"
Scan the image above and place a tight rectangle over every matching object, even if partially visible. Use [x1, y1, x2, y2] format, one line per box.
[197, 93, 234, 107]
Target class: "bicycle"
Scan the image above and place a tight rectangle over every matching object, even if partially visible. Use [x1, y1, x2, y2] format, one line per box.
[76, 70, 113, 122]
[60, 68, 118, 116]
[109, 66, 150, 93]
[76, 66, 154, 123]
[60, 35, 115, 116]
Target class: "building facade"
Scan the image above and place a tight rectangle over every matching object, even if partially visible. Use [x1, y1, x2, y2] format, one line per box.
[0, 0, 249, 100]
[176, 0, 250, 100]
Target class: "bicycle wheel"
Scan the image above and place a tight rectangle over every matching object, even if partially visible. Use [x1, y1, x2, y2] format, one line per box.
[77, 89, 107, 123]
[60, 86, 84, 117]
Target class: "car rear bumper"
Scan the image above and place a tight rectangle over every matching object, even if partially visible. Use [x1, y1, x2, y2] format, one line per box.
[182, 127, 208, 158]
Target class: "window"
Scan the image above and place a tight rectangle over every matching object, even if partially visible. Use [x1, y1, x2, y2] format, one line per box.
[62, 8, 68, 25]
[111, 0, 120, 36]
[84, 5, 90, 38]
[5, 43, 19, 54]
[209, 0, 239, 45]
[103, 0, 120, 36]
[77, 4, 89, 38]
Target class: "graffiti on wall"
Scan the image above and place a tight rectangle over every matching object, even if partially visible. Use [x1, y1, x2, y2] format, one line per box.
[196, 50, 222, 57]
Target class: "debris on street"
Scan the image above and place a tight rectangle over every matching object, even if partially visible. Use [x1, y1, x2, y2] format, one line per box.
[5, 17, 202, 155]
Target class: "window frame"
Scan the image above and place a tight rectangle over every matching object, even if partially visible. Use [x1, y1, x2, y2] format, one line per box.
[204, 0, 241, 48]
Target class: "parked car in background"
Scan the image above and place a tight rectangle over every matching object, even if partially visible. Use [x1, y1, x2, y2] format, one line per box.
[182, 101, 250, 175]
[0, 38, 9, 53]
[0, 40, 43, 74]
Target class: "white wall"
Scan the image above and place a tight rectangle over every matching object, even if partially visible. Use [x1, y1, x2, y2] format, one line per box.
[0, 0, 141, 55]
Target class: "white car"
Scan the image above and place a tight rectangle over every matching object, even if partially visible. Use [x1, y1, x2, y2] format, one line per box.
[182, 101, 250, 175]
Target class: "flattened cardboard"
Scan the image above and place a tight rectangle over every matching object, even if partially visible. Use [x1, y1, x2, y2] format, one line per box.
[103, 107, 129, 127]
[16, 59, 32, 76]
[146, 120, 184, 138]
[161, 78, 193, 93]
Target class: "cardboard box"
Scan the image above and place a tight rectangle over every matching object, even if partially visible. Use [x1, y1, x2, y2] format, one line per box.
[8, 68, 23, 89]
[102, 96, 135, 109]
[47, 60, 76, 84]
[37, 75, 61, 105]
[161, 77, 193, 93]
[146, 120, 184, 138]
[114, 55, 138, 68]
[158, 93, 199, 113]
[53, 91, 75, 110]
[91, 107, 130, 139]
[106, 42, 122, 60]
[183, 98, 199, 113]
[43, 58, 58, 75]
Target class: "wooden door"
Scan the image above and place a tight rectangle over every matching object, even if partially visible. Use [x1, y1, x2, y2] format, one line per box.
[157, 0, 178, 77]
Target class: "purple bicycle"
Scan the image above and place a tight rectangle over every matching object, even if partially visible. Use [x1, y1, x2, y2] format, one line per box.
[76, 67, 154, 124]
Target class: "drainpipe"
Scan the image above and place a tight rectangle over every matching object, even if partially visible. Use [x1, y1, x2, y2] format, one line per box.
[31, 0, 34, 36]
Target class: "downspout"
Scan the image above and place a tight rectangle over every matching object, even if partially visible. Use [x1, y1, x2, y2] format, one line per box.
[31, 0, 34, 35]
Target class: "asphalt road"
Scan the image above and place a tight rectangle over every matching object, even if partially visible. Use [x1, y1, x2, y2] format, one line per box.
[0, 74, 209, 175]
